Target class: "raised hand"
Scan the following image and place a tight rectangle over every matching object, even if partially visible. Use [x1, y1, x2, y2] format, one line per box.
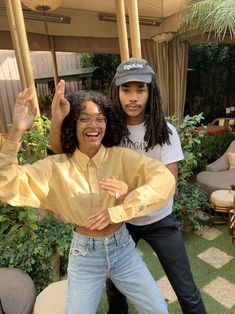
[12, 88, 36, 132]
[51, 79, 70, 122]
[99, 176, 129, 200]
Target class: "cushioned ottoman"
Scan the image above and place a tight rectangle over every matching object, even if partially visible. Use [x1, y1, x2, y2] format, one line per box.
[209, 190, 234, 226]
[33, 280, 67, 314]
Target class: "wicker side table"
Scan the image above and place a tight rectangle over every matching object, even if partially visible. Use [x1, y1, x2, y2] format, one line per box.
[209, 190, 234, 227]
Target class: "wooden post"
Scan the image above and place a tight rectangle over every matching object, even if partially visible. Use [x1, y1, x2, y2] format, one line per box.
[115, 0, 129, 61]
[44, 20, 59, 87]
[11, 0, 40, 114]
[127, 0, 142, 58]
[49, 35, 59, 86]
[4, 0, 27, 89]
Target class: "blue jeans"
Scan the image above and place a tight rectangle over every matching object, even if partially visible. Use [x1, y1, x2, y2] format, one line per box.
[65, 223, 168, 314]
[106, 214, 207, 314]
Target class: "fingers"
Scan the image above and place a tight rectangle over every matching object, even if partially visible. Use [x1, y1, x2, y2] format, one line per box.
[86, 209, 111, 230]
[99, 177, 128, 198]
[16, 87, 33, 104]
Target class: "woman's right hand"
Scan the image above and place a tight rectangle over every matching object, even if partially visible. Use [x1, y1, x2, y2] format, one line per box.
[51, 79, 70, 122]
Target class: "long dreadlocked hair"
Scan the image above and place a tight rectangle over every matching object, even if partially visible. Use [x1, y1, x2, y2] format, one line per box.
[109, 74, 172, 151]
[61, 90, 115, 156]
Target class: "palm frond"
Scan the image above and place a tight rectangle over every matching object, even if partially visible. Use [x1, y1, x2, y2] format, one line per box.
[179, 0, 235, 41]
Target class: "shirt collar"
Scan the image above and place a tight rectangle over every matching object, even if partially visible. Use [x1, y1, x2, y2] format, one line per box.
[73, 145, 107, 169]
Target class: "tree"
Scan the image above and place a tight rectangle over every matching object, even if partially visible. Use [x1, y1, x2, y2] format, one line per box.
[80, 53, 120, 93]
[180, 0, 235, 41]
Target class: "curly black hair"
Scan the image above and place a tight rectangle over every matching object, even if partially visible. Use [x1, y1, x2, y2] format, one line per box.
[109, 74, 172, 151]
[61, 90, 115, 156]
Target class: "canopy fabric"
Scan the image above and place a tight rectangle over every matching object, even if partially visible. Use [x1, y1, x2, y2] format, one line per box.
[0, 0, 190, 132]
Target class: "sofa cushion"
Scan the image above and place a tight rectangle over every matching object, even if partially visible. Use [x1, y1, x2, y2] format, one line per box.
[228, 152, 235, 170]
[0, 268, 36, 314]
[196, 170, 235, 195]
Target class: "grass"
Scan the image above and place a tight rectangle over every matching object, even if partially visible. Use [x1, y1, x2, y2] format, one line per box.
[97, 224, 235, 314]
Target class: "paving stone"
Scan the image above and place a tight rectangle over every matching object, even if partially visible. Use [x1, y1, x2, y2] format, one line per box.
[194, 225, 222, 241]
[156, 276, 177, 304]
[197, 247, 234, 269]
[203, 276, 235, 309]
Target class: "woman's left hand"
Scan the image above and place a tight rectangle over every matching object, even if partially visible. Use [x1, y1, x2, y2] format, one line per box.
[99, 176, 128, 200]
[86, 209, 111, 230]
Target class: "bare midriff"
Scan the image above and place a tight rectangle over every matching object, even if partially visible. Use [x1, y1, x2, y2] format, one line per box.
[75, 222, 123, 237]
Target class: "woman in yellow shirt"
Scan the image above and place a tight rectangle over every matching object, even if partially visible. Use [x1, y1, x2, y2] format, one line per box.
[0, 87, 174, 314]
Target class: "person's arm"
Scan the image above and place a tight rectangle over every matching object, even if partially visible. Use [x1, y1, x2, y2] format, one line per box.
[0, 89, 52, 209]
[50, 79, 70, 153]
[87, 149, 176, 229]
[166, 162, 178, 182]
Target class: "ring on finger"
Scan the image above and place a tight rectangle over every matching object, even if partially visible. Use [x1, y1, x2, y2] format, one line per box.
[115, 192, 121, 199]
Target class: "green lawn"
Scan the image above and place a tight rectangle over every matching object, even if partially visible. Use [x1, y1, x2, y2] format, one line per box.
[97, 224, 235, 314]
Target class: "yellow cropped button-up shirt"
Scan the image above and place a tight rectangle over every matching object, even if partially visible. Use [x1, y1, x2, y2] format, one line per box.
[0, 137, 175, 226]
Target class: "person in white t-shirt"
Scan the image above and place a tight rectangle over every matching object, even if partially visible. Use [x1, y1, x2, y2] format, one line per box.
[105, 58, 206, 314]
[50, 58, 206, 314]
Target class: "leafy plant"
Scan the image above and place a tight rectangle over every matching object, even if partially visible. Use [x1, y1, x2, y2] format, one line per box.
[18, 115, 51, 164]
[0, 215, 72, 292]
[179, 0, 235, 41]
[194, 132, 235, 170]
[167, 113, 212, 230]
[173, 183, 211, 231]
[168, 113, 206, 183]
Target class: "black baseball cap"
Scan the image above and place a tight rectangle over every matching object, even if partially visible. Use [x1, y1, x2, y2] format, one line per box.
[114, 58, 154, 86]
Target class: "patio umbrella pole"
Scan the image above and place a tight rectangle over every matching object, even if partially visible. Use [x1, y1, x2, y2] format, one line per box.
[115, 0, 129, 61]
[4, 0, 27, 90]
[127, 0, 141, 58]
[11, 0, 40, 115]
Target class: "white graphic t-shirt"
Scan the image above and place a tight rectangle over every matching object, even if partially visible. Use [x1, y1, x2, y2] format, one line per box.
[121, 122, 184, 225]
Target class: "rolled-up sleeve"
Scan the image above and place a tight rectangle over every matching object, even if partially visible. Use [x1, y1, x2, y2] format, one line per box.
[108, 149, 175, 223]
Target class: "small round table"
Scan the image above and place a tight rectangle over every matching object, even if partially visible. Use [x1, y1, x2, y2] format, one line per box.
[209, 189, 235, 245]
[209, 190, 234, 226]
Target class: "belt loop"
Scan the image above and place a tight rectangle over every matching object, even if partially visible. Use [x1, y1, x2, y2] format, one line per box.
[92, 238, 95, 250]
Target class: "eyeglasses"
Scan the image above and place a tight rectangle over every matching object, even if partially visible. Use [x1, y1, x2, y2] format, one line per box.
[77, 116, 107, 125]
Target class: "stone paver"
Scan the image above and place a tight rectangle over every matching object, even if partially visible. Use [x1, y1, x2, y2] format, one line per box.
[197, 247, 233, 269]
[203, 276, 235, 309]
[156, 276, 177, 304]
[194, 225, 222, 241]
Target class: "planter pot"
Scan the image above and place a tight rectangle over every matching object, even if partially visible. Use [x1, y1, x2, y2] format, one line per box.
[180, 220, 193, 234]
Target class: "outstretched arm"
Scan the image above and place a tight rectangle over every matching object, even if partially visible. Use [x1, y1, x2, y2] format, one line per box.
[7, 88, 36, 142]
[50, 79, 70, 153]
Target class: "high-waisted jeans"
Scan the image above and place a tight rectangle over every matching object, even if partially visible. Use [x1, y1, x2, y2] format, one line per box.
[65, 223, 168, 314]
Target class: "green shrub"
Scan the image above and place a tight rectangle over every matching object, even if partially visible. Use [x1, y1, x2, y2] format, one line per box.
[0, 214, 72, 292]
[174, 183, 211, 231]
[167, 114, 212, 230]
[194, 132, 235, 170]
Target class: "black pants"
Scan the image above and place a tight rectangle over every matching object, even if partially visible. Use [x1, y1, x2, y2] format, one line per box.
[106, 214, 207, 314]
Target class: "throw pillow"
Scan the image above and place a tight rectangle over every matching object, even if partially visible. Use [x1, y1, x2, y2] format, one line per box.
[228, 152, 235, 170]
